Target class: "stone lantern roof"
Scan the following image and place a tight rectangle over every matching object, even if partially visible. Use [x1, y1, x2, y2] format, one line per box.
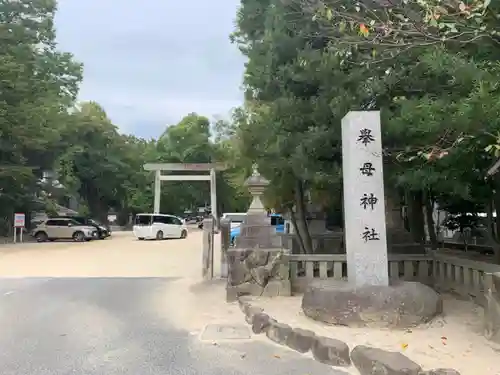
[244, 165, 268, 214]
[245, 164, 269, 188]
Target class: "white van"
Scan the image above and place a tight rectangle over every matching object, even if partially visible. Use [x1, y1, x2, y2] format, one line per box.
[133, 213, 188, 240]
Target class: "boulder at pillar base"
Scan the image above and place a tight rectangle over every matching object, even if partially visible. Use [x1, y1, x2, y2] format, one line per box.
[301, 279, 442, 328]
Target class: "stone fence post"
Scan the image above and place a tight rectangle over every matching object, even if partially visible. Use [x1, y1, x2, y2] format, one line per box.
[202, 218, 214, 280]
[484, 272, 500, 343]
[220, 218, 231, 278]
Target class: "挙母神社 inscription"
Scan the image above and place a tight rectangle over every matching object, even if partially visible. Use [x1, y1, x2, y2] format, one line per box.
[357, 128, 375, 145]
[360, 193, 378, 211]
[359, 162, 375, 176]
[342, 111, 389, 286]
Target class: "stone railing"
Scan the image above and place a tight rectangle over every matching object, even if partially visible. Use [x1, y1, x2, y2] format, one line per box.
[432, 252, 500, 306]
[484, 272, 500, 343]
[287, 254, 432, 293]
[288, 252, 500, 297]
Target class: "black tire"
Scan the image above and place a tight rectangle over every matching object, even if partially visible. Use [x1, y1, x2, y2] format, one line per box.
[35, 231, 48, 242]
[138, 237, 144, 241]
[156, 231, 164, 240]
[180, 230, 188, 239]
[72, 231, 85, 242]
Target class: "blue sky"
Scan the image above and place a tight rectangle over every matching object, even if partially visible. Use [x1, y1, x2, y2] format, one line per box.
[55, 0, 245, 139]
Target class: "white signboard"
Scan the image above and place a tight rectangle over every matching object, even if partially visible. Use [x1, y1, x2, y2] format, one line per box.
[14, 213, 25, 227]
[342, 111, 389, 287]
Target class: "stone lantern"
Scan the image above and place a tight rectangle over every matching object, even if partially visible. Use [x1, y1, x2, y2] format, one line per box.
[244, 164, 269, 214]
[234, 164, 276, 246]
[225, 165, 291, 301]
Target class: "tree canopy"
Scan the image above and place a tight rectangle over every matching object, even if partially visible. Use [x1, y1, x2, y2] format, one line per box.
[228, 0, 500, 257]
[0, 0, 250, 232]
[4, 0, 500, 262]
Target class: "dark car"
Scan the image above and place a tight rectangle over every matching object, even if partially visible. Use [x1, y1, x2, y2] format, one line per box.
[53, 216, 111, 239]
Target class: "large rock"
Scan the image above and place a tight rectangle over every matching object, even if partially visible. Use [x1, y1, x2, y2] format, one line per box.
[251, 312, 271, 334]
[266, 320, 292, 345]
[418, 370, 460, 375]
[302, 280, 442, 328]
[285, 328, 315, 353]
[311, 336, 351, 366]
[244, 305, 263, 324]
[351, 345, 421, 375]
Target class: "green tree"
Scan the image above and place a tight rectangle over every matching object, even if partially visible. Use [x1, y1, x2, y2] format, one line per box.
[0, 0, 82, 234]
[133, 113, 250, 216]
[231, 0, 500, 259]
[56, 102, 131, 221]
[232, 0, 349, 253]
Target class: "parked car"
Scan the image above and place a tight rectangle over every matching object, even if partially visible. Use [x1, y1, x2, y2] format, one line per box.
[184, 215, 201, 224]
[230, 213, 285, 245]
[31, 218, 98, 242]
[133, 213, 188, 240]
[54, 216, 111, 239]
[223, 213, 247, 229]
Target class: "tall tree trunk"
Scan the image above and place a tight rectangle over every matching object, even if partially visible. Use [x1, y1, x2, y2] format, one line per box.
[117, 208, 130, 227]
[288, 206, 306, 254]
[407, 190, 426, 244]
[423, 191, 438, 250]
[292, 179, 314, 254]
[486, 198, 496, 241]
[492, 175, 500, 263]
[87, 194, 108, 223]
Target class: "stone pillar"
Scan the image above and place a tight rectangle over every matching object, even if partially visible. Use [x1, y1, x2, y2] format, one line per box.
[210, 168, 218, 228]
[154, 170, 161, 214]
[484, 273, 500, 343]
[341, 111, 389, 287]
[220, 218, 230, 278]
[202, 218, 214, 280]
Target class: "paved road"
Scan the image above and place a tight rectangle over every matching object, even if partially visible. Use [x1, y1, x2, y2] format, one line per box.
[0, 277, 348, 375]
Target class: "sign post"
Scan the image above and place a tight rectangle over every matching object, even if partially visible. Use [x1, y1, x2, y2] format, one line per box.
[341, 111, 389, 287]
[13, 213, 25, 243]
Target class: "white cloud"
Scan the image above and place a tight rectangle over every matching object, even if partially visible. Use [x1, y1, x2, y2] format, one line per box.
[55, 0, 245, 138]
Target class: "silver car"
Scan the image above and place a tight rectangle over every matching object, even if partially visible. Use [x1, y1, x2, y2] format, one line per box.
[31, 218, 98, 242]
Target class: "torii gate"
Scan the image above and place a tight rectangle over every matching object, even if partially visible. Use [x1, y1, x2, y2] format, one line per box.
[143, 163, 226, 220]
